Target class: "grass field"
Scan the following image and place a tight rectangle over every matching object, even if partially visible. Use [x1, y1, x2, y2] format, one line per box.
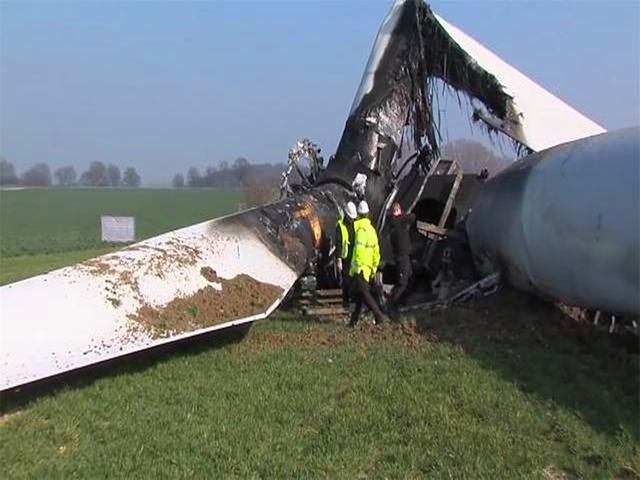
[1, 187, 638, 478]
[1, 294, 638, 478]
[0, 248, 115, 285]
[0, 187, 243, 257]
[0, 187, 242, 284]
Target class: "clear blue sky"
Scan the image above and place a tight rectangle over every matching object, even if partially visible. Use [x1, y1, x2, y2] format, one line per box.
[1, 0, 638, 185]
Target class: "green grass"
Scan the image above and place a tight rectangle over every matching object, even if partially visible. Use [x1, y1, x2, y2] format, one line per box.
[0, 187, 243, 257]
[1, 292, 638, 479]
[0, 187, 638, 477]
[0, 248, 116, 285]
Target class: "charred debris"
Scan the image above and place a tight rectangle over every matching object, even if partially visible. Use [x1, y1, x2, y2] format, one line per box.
[238, 0, 636, 342]
[259, 1, 516, 307]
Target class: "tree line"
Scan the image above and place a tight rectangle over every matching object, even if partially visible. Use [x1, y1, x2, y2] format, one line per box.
[1, 140, 508, 189]
[0, 159, 141, 187]
[172, 157, 285, 189]
[172, 157, 286, 207]
[440, 139, 511, 176]
[171, 142, 509, 191]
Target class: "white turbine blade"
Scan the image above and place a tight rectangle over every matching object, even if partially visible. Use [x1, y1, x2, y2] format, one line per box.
[0, 213, 298, 391]
[434, 14, 606, 151]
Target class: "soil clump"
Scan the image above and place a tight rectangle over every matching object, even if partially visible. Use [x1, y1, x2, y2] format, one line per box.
[200, 266, 219, 283]
[128, 274, 283, 338]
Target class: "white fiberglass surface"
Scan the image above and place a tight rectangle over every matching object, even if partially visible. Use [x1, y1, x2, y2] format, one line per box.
[349, 0, 406, 115]
[434, 14, 606, 151]
[0, 218, 297, 390]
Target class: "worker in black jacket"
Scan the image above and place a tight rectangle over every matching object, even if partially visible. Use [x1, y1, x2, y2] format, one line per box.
[388, 202, 415, 308]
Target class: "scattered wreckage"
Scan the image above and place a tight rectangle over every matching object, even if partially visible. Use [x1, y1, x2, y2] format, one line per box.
[1, 0, 637, 391]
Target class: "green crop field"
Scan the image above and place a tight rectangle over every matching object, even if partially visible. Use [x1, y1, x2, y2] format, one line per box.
[0, 187, 243, 284]
[0, 187, 638, 478]
[0, 187, 243, 257]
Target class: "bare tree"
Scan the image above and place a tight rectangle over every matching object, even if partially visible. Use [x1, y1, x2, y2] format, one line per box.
[172, 173, 185, 188]
[80, 161, 109, 186]
[22, 163, 52, 186]
[107, 164, 121, 187]
[232, 157, 251, 185]
[0, 158, 19, 185]
[243, 174, 276, 208]
[122, 167, 141, 187]
[54, 166, 77, 186]
[187, 166, 201, 187]
[441, 140, 511, 176]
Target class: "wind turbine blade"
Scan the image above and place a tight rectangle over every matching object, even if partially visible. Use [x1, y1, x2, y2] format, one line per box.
[433, 13, 606, 151]
[0, 209, 301, 391]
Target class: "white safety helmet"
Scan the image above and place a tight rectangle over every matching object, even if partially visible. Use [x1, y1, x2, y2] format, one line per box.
[357, 200, 370, 216]
[345, 201, 357, 220]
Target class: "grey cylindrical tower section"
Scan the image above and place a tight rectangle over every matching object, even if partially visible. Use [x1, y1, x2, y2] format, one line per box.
[467, 127, 640, 315]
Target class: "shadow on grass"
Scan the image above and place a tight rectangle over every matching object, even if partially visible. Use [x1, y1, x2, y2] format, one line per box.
[411, 286, 640, 440]
[0, 323, 252, 415]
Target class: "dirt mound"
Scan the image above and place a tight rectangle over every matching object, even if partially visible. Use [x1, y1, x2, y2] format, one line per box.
[234, 320, 424, 356]
[129, 274, 283, 338]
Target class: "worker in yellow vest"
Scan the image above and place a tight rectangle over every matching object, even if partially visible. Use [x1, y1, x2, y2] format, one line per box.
[348, 200, 389, 326]
[335, 201, 357, 306]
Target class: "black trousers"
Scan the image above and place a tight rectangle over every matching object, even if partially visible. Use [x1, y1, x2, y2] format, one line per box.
[341, 260, 351, 305]
[390, 254, 412, 307]
[350, 273, 386, 325]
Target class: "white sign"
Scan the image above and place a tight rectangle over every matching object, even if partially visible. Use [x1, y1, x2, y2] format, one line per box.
[101, 216, 135, 243]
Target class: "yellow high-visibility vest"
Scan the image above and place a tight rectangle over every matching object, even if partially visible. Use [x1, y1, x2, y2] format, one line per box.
[349, 217, 380, 282]
[336, 218, 350, 260]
